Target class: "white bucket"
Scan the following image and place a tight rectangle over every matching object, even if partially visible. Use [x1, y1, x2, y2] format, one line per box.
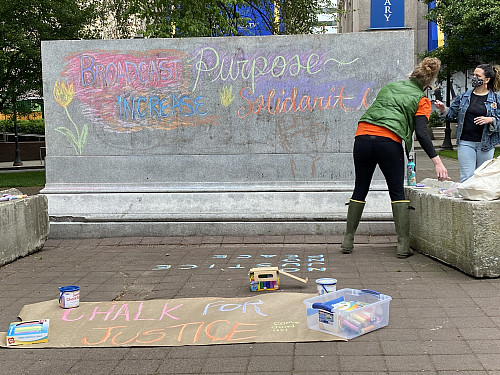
[59, 285, 80, 308]
[315, 278, 337, 295]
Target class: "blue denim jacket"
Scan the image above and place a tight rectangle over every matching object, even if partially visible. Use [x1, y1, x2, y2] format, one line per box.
[442, 89, 500, 151]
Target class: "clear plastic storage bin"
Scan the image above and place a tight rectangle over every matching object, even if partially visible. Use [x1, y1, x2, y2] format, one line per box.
[303, 288, 391, 339]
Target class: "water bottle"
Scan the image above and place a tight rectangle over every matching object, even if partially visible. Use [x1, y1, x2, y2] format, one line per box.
[407, 155, 416, 186]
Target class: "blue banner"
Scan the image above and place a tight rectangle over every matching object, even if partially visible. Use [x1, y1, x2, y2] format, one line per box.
[237, 5, 274, 36]
[370, 0, 405, 30]
[427, 1, 445, 50]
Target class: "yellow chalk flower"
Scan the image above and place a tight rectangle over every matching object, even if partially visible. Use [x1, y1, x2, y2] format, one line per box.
[53, 80, 74, 108]
[53, 79, 87, 155]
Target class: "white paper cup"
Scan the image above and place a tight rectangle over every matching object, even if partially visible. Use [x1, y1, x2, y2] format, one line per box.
[316, 278, 337, 295]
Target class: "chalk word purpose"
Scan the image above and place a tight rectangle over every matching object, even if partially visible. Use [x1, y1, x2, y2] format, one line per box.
[189, 46, 359, 92]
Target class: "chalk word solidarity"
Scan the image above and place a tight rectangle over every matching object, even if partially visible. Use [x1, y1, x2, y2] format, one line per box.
[238, 85, 370, 118]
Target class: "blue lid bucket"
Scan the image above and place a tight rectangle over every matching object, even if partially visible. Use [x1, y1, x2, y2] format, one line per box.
[315, 278, 337, 295]
[59, 285, 80, 308]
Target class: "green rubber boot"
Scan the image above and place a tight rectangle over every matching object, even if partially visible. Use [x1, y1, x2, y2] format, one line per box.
[341, 199, 366, 254]
[391, 200, 413, 258]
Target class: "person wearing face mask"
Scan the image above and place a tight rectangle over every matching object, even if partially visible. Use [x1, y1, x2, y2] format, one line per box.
[435, 64, 500, 182]
[341, 57, 449, 258]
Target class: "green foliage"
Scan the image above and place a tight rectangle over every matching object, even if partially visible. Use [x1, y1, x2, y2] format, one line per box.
[0, 119, 45, 135]
[0, 0, 94, 114]
[428, 111, 442, 127]
[124, 0, 340, 37]
[86, 0, 137, 39]
[281, 0, 329, 34]
[421, 0, 500, 75]
[0, 171, 45, 188]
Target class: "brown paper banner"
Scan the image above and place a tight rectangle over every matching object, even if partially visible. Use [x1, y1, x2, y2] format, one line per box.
[0, 293, 345, 348]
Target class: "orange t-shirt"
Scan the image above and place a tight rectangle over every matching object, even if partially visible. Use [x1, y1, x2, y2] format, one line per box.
[355, 97, 432, 143]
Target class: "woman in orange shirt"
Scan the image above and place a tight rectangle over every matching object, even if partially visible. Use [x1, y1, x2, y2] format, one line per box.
[342, 57, 449, 258]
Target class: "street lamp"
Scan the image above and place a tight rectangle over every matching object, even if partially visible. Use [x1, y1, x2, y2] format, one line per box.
[440, 74, 454, 150]
[12, 108, 23, 166]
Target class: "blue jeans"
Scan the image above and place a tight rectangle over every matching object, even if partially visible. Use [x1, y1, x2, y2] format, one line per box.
[457, 140, 495, 182]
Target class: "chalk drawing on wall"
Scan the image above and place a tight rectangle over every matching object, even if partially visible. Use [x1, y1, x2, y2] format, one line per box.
[276, 115, 328, 179]
[53, 45, 374, 156]
[323, 57, 359, 67]
[59, 50, 219, 135]
[53, 80, 89, 155]
[220, 85, 235, 107]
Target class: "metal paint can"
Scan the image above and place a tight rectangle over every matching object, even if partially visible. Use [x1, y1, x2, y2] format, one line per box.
[59, 285, 80, 308]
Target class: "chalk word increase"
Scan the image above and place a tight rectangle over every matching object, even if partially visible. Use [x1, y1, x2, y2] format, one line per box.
[117, 94, 207, 120]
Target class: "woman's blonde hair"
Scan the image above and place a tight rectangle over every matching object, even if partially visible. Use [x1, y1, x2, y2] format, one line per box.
[409, 57, 441, 88]
[476, 64, 500, 92]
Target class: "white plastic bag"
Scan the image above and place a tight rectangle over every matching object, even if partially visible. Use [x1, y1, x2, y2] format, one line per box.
[457, 156, 500, 201]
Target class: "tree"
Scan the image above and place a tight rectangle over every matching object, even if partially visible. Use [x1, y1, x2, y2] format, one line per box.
[422, 0, 500, 75]
[84, 0, 140, 39]
[0, 0, 94, 115]
[124, 0, 340, 38]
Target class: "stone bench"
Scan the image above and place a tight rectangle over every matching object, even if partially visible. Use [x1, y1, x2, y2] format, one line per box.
[0, 188, 49, 266]
[405, 179, 500, 278]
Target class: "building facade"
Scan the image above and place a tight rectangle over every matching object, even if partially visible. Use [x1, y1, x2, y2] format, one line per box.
[338, 0, 430, 60]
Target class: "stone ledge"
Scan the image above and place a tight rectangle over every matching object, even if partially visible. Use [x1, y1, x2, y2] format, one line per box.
[406, 179, 500, 278]
[0, 188, 49, 266]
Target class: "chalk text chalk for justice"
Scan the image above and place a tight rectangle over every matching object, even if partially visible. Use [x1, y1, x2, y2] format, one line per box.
[81, 320, 259, 346]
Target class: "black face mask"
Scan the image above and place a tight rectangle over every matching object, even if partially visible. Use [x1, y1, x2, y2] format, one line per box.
[471, 77, 484, 88]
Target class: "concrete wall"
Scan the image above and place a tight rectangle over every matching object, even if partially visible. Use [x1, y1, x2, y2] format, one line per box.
[0, 189, 49, 266]
[406, 180, 500, 278]
[41, 31, 415, 238]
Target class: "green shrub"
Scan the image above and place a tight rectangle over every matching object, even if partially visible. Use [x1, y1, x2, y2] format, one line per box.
[0, 119, 45, 135]
[428, 111, 442, 127]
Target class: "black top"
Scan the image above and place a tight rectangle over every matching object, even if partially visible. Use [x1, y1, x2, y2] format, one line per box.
[461, 92, 488, 142]
[415, 115, 437, 158]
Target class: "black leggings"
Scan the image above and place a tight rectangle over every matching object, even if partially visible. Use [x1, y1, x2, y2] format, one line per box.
[351, 135, 406, 202]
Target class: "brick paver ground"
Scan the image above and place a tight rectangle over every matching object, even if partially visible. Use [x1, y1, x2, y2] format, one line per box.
[1, 235, 499, 374]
